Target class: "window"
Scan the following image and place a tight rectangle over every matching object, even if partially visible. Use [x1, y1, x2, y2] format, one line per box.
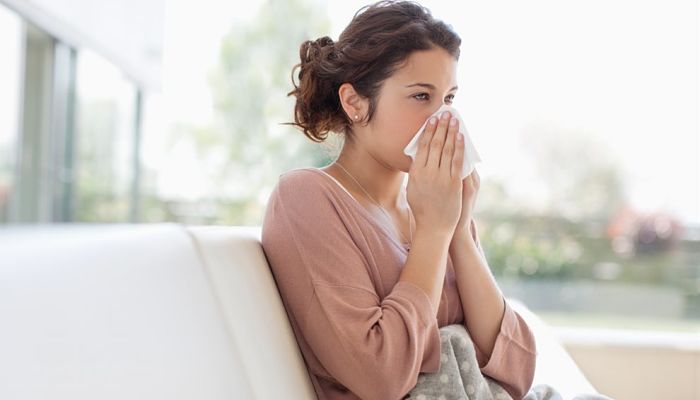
[73, 50, 137, 222]
[0, 5, 22, 222]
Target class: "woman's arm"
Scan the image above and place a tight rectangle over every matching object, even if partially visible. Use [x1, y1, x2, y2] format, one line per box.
[398, 226, 452, 317]
[448, 220, 505, 359]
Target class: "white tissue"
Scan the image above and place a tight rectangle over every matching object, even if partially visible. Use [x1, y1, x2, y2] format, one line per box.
[403, 104, 482, 180]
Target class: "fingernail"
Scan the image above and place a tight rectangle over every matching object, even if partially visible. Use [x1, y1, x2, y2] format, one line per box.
[441, 111, 450, 120]
[429, 117, 436, 125]
[450, 117, 457, 126]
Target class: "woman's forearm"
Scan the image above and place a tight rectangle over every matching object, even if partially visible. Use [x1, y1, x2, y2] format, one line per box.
[398, 227, 452, 317]
[448, 224, 505, 363]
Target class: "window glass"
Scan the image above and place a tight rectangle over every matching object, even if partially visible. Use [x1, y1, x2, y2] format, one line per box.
[74, 49, 136, 222]
[0, 5, 23, 223]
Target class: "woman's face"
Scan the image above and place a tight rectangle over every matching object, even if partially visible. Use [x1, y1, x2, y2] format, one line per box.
[368, 46, 459, 172]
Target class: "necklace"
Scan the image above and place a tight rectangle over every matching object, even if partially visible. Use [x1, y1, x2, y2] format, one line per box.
[334, 161, 413, 249]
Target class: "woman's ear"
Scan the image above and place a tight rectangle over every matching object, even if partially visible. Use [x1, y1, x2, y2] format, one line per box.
[338, 83, 368, 123]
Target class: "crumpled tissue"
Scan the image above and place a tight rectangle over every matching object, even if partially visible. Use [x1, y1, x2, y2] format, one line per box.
[403, 104, 482, 180]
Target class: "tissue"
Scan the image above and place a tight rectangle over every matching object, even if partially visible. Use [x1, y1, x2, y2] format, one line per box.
[403, 104, 482, 180]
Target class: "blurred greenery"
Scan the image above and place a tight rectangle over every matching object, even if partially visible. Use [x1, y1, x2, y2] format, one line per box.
[519, 121, 628, 222]
[477, 213, 686, 285]
[142, 0, 338, 226]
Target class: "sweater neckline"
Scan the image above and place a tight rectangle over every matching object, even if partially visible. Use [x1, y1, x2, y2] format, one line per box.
[304, 167, 412, 252]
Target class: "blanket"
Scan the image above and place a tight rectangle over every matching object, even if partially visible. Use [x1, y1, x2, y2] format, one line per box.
[406, 324, 614, 400]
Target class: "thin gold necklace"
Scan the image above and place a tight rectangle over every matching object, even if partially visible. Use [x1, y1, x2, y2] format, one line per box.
[334, 161, 413, 248]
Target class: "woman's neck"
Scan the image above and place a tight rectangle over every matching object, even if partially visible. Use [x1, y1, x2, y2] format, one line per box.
[332, 144, 406, 211]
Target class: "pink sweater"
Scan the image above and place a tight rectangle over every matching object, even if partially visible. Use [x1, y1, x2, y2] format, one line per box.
[261, 168, 537, 400]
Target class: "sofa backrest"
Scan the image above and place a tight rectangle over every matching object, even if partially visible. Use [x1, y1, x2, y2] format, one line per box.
[0, 223, 316, 400]
[185, 225, 317, 399]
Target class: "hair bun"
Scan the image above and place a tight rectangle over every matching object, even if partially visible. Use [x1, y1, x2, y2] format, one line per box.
[315, 36, 334, 49]
[302, 36, 335, 64]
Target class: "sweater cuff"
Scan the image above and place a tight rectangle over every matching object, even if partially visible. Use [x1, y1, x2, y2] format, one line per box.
[393, 280, 442, 373]
[477, 297, 537, 373]
[393, 280, 437, 327]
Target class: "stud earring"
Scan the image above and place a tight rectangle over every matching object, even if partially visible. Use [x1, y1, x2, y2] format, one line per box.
[354, 115, 359, 120]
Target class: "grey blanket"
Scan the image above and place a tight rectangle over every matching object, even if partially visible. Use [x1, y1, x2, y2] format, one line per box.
[406, 324, 614, 400]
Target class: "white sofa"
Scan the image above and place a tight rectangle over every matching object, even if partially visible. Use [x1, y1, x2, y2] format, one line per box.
[0, 223, 600, 399]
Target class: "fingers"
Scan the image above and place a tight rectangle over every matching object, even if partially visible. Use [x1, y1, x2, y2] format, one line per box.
[414, 116, 438, 168]
[440, 116, 458, 171]
[452, 132, 464, 179]
[466, 167, 479, 186]
[426, 111, 452, 168]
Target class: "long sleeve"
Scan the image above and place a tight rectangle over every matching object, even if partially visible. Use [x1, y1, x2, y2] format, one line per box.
[469, 220, 538, 400]
[261, 171, 442, 400]
[473, 299, 538, 400]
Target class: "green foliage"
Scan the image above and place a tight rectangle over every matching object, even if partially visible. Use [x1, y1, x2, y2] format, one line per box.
[479, 214, 584, 280]
[479, 212, 688, 291]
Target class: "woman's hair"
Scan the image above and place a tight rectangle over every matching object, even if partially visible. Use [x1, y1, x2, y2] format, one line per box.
[285, 0, 461, 143]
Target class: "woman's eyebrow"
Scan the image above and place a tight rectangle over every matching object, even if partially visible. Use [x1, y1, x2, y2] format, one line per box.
[404, 82, 459, 91]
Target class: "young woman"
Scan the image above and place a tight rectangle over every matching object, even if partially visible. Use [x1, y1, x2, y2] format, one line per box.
[261, 1, 537, 399]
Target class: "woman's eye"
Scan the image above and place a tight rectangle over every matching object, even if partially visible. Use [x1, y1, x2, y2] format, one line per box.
[413, 93, 429, 101]
[413, 93, 456, 103]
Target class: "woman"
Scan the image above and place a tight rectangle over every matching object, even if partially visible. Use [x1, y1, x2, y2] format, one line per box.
[261, 1, 537, 399]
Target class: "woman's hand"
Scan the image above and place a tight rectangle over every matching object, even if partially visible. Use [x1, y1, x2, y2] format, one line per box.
[454, 168, 480, 236]
[406, 110, 464, 237]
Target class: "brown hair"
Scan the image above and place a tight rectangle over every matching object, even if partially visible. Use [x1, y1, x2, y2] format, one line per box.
[285, 0, 461, 143]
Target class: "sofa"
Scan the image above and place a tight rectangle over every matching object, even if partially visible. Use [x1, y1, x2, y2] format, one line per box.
[0, 223, 600, 399]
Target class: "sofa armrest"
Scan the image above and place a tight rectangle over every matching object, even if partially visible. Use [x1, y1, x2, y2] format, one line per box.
[506, 298, 599, 398]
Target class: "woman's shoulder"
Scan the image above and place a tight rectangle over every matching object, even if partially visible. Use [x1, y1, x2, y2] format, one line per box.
[278, 166, 322, 183]
[262, 167, 343, 240]
[270, 167, 332, 203]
